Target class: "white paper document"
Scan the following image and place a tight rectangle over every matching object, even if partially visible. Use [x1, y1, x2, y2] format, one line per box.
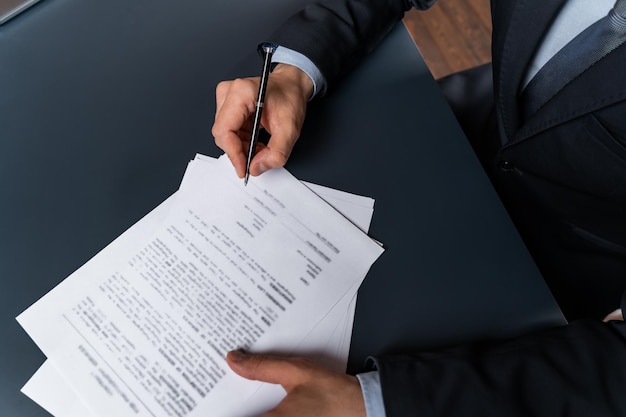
[17, 155, 383, 417]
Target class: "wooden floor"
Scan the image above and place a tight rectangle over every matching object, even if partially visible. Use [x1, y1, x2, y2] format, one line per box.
[402, 0, 492, 79]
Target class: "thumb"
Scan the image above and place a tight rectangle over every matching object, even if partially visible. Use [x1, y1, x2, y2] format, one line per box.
[250, 136, 293, 176]
[226, 350, 303, 387]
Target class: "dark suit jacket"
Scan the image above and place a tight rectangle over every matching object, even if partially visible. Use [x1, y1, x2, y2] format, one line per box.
[266, 0, 626, 415]
[489, 0, 626, 322]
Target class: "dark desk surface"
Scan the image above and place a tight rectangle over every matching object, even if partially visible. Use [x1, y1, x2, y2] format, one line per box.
[0, 1, 565, 415]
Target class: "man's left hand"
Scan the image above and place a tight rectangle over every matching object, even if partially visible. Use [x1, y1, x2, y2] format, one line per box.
[226, 350, 366, 417]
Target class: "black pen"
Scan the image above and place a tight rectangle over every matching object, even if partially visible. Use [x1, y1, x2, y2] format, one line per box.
[245, 43, 277, 186]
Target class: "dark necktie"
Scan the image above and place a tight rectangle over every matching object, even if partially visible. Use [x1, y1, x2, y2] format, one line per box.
[521, 0, 626, 119]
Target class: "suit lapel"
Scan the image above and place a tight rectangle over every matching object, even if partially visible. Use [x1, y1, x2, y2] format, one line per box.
[513, 43, 626, 143]
[494, 0, 566, 141]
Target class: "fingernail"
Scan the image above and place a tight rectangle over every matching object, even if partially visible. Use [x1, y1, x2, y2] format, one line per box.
[229, 350, 246, 362]
[255, 162, 268, 176]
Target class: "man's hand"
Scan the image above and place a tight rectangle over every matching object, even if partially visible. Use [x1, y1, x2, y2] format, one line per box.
[212, 64, 313, 178]
[226, 350, 366, 417]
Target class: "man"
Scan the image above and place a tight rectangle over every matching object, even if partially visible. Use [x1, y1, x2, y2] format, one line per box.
[212, 0, 626, 415]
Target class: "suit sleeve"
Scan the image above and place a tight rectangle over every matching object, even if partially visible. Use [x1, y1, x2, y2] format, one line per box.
[372, 315, 626, 417]
[264, 0, 434, 90]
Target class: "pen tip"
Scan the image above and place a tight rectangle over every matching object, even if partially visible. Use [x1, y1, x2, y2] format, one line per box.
[244, 175, 249, 186]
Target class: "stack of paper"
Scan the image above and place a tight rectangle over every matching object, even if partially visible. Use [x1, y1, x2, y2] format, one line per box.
[17, 154, 384, 417]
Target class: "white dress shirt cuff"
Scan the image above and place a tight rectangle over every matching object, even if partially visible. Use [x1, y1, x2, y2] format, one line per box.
[357, 371, 387, 417]
[271, 46, 327, 99]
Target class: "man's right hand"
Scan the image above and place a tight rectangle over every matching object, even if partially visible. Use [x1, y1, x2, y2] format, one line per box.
[212, 63, 313, 179]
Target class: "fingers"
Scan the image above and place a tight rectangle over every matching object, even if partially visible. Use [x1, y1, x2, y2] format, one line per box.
[226, 350, 367, 417]
[213, 78, 258, 178]
[226, 350, 310, 388]
[212, 64, 312, 178]
[256, 64, 312, 175]
[250, 117, 300, 176]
